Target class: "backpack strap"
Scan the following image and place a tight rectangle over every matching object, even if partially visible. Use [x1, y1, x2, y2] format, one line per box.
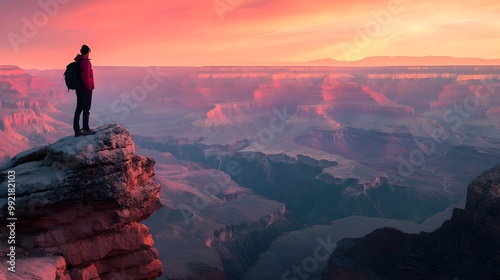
[75, 59, 83, 91]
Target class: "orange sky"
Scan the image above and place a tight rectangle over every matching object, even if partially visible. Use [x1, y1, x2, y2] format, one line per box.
[1, 0, 499, 69]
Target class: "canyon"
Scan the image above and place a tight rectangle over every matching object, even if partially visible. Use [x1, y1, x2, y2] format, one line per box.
[1, 65, 499, 279]
[326, 165, 500, 279]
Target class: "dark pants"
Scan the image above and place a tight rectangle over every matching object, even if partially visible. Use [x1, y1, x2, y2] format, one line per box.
[73, 90, 93, 131]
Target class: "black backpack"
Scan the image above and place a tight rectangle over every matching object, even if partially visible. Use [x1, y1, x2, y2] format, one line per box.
[64, 61, 82, 91]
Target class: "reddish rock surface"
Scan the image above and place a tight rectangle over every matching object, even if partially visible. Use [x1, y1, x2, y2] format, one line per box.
[0, 65, 64, 164]
[326, 165, 500, 280]
[0, 65, 31, 95]
[0, 124, 162, 279]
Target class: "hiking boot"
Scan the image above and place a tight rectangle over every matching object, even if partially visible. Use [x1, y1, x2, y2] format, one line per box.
[75, 130, 83, 137]
[82, 129, 97, 136]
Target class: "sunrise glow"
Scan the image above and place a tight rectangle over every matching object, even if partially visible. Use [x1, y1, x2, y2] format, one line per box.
[1, 0, 499, 69]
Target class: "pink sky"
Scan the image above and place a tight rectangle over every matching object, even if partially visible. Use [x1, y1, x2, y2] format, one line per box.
[1, 0, 499, 69]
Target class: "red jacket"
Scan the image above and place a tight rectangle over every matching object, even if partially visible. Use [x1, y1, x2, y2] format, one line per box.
[74, 54, 94, 91]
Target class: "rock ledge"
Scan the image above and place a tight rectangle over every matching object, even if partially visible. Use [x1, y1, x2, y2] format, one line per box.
[1, 124, 162, 280]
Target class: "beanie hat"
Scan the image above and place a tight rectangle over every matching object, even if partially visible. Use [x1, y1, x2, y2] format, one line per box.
[80, 45, 91, 55]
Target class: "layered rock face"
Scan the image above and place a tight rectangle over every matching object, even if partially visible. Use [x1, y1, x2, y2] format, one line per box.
[140, 153, 298, 280]
[326, 165, 500, 280]
[0, 124, 162, 279]
[0, 65, 31, 95]
[0, 65, 64, 165]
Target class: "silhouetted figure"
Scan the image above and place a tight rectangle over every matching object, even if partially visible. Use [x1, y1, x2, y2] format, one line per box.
[73, 44, 96, 137]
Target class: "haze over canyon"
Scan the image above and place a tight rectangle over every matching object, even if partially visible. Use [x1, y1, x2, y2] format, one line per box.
[1, 62, 500, 279]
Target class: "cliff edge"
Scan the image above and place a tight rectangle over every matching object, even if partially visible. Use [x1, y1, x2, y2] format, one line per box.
[326, 165, 500, 280]
[0, 124, 162, 279]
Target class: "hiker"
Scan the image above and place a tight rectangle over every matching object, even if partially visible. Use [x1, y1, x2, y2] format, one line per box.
[73, 44, 96, 137]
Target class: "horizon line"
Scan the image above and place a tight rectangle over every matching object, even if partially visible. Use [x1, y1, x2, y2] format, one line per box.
[5, 55, 500, 71]
[20, 64, 500, 71]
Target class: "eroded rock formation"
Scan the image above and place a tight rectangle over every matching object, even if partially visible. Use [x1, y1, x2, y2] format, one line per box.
[326, 165, 500, 280]
[0, 124, 162, 279]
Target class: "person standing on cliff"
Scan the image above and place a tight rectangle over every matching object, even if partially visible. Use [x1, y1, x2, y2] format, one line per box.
[73, 44, 96, 137]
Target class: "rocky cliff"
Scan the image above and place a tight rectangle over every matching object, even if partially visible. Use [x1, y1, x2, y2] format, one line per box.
[0, 65, 31, 95]
[0, 65, 65, 166]
[325, 165, 500, 280]
[0, 124, 162, 279]
[139, 152, 298, 280]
